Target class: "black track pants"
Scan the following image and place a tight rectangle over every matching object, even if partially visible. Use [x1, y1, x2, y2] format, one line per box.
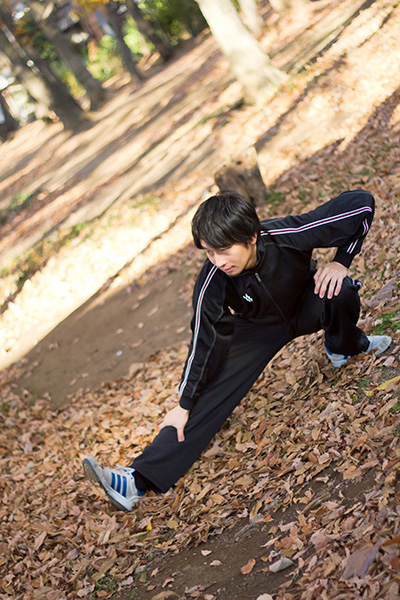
[131, 277, 369, 493]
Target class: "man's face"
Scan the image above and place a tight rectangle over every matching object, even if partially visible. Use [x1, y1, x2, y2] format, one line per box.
[200, 236, 257, 276]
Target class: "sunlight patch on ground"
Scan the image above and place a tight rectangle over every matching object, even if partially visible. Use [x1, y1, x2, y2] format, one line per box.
[248, 1, 400, 184]
[0, 200, 196, 370]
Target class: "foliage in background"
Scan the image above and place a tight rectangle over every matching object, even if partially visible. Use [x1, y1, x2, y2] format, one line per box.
[11, 0, 205, 96]
[85, 17, 144, 82]
[13, 12, 86, 98]
[85, 34, 123, 82]
[13, 9, 144, 96]
[122, 16, 143, 55]
[137, 0, 207, 42]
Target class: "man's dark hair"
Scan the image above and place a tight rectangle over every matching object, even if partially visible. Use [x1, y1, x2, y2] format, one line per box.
[192, 190, 260, 249]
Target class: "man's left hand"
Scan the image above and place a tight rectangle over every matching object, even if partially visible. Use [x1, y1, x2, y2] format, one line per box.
[314, 261, 348, 299]
[159, 404, 189, 442]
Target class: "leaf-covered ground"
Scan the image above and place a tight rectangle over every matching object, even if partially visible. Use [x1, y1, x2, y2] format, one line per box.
[1, 1, 400, 599]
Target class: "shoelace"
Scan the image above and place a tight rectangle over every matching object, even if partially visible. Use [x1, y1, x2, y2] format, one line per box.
[116, 463, 135, 474]
[111, 463, 145, 497]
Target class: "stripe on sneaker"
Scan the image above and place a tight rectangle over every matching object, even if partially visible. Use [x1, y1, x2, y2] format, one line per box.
[122, 476, 127, 497]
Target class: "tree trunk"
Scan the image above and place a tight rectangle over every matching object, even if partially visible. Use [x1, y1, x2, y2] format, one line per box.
[0, 90, 19, 139]
[105, 3, 144, 82]
[125, 0, 173, 62]
[214, 147, 267, 207]
[75, 8, 104, 44]
[195, 0, 285, 104]
[238, 0, 264, 39]
[28, 0, 105, 110]
[0, 19, 86, 130]
[269, 0, 309, 14]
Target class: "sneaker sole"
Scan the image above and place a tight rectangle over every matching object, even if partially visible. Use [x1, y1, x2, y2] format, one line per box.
[330, 358, 349, 368]
[327, 335, 392, 368]
[83, 458, 131, 511]
[372, 336, 392, 356]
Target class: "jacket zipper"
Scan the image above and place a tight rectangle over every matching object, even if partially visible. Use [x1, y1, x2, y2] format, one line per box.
[254, 272, 287, 321]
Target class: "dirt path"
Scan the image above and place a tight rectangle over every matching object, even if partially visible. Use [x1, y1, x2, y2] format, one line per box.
[20, 268, 191, 407]
[125, 467, 377, 600]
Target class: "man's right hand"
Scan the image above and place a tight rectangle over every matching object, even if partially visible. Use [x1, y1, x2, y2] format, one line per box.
[314, 261, 348, 299]
[159, 404, 189, 442]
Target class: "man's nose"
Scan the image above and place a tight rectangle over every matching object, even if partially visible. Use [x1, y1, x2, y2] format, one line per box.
[213, 253, 226, 268]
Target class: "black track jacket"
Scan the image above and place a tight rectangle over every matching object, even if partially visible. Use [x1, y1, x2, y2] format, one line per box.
[179, 190, 374, 410]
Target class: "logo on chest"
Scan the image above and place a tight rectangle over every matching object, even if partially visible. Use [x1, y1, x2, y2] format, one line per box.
[243, 293, 254, 303]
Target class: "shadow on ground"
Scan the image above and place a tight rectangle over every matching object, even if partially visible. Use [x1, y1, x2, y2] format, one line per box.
[19, 268, 191, 407]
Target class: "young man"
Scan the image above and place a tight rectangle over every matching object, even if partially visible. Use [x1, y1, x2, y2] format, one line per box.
[83, 189, 392, 511]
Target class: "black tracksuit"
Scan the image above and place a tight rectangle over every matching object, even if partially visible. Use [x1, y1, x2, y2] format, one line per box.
[132, 190, 374, 492]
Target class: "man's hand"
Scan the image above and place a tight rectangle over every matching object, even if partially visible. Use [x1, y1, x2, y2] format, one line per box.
[159, 405, 189, 442]
[314, 261, 348, 299]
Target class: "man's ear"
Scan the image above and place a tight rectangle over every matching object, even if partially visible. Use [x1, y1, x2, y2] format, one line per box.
[250, 234, 257, 245]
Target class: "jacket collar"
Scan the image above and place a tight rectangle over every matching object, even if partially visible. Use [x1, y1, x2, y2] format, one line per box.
[253, 233, 267, 271]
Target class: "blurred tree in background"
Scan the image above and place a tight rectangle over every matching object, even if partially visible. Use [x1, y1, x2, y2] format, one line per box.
[0, 0, 284, 130]
[124, 0, 173, 62]
[137, 0, 207, 43]
[104, 1, 144, 80]
[269, 0, 310, 13]
[28, 0, 105, 109]
[0, 89, 18, 139]
[195, 0, 285, 103]
[238, 0, 264, 39]
[0, 2, 87, 129]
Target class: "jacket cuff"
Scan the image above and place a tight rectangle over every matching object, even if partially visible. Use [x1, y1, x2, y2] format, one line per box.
[333, 249, 353, 269]
[179, 395, 195, 410]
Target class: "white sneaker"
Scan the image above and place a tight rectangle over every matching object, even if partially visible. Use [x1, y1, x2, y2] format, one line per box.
[366, 335, 392, 355]
[325, 335, 392, 368]
[324, 342, 351, 367]
[83, 456, 144, 511]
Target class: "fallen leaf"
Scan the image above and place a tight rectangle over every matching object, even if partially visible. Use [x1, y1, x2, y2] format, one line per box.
[33, 531, 47, 551]
[152, 592, 180, 600]
[382, 536, 400, 547]
[365, 375, 400, 396]
[341, 544, 380, 579]
[389, 557, 400, 571]
[210, 560, 222, 566]
[241, 558, 256, 575]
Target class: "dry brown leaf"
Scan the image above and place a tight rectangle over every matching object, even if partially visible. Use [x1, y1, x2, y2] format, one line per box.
[365, 374, 400, 396]
[166, 519, 179, 530]
[33, 531, 47, 552]
[341, 544, 380, 580]
[210, 560, 222, 567]
[209, 493, 225, 505]
[382, 535, 400, 547]
[152, 592, 180, 600]
[240, 558, 256, 575]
